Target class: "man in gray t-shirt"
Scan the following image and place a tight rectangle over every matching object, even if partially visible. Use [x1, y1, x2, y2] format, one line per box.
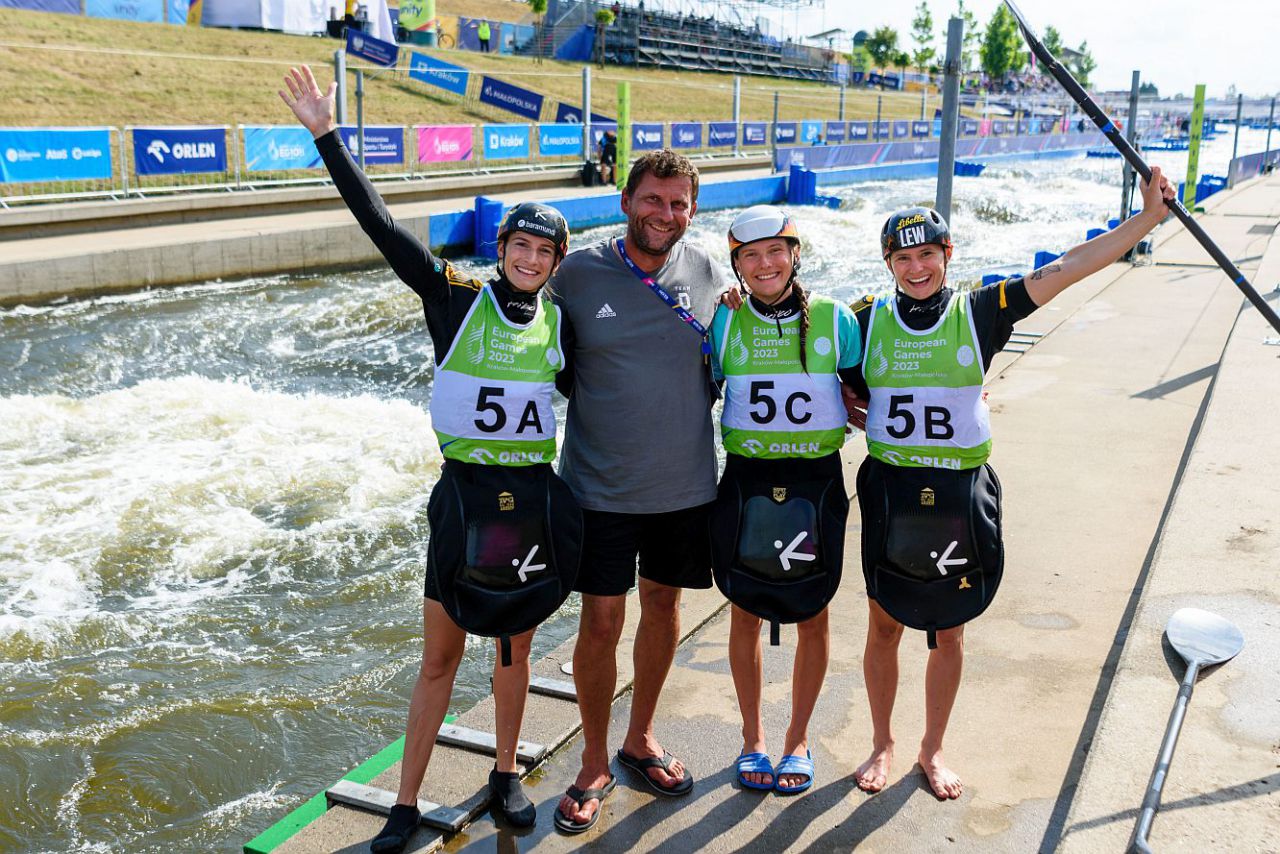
[552, 151, 729, 832]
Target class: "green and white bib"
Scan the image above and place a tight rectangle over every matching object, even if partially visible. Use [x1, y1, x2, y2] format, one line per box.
[719, 295, 847, 459]
[430, 286, 563, 466]
[863, 292, 991, 470]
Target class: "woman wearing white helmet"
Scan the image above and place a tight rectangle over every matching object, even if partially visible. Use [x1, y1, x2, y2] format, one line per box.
[708, 205, 863, 795]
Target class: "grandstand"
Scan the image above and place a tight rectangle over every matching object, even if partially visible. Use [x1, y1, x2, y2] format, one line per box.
[545, 0, 838, 83]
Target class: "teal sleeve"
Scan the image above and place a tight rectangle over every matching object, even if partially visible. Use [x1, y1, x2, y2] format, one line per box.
[709, 303, 731, 383]
[836, 302, 862, 368]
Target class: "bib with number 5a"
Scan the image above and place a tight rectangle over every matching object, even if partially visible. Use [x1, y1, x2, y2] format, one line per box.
[430, 286, 563, 466]
[719, 295, 847, 459]
[863, 292, 991, 470]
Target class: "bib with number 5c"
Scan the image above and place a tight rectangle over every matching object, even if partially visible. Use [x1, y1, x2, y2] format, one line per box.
[430, 286, 563, 466]
[862, 293, 991, 470]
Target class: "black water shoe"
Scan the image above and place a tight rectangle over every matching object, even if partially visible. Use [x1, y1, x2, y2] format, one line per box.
[370, 803, 420, 853]
[488, 767, 536, 828]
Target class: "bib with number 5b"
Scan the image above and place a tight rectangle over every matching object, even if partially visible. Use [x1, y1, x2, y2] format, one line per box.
[863, 293, 991, 470]
[430, 286, 563, 466]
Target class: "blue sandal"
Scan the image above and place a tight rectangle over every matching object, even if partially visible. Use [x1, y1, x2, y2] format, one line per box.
[735, 752, 775, 791]
[774, 750, 814, 795]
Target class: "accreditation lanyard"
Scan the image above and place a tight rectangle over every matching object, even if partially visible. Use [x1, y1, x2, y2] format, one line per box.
[615, 239, 711, 362]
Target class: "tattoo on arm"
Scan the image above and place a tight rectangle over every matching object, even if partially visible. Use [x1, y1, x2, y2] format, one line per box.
[1030, 264, 1062, 281]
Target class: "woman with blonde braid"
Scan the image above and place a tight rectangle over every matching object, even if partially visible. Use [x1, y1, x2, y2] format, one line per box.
[708, 206, 862, 794]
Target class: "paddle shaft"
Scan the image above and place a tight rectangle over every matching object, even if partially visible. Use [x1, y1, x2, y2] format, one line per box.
[1128, 659, 1200, 853]
[1005, 0, 1280, 336]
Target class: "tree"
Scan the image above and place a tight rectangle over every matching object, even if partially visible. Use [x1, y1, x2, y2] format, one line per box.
[893, 49, 911, 82]
[1139, 81, 1159, 97]
[527, 0, 547, 63]
[1042, 25, 1063, 58]
[910, 2, 936, 73]
[594, 8, 615, 67]
[1068, 40, 1096, 88]
[955, 0, 981, 72]
[981, 5, 1024, 82]
[864, 26, 899, 71]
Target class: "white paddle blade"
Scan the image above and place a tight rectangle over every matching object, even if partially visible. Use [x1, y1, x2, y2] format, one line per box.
[1165, 608, 1244, 667]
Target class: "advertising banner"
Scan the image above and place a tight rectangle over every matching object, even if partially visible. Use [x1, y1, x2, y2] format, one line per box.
[848, 121, 869, 141]
[554, 103, 615, 125]
[408, 52, 468, 96]
[0, 126, 112, 183]
[961, 120, 979, 136]
[398, 0, 430, 29]
[537, 123, 582, 157]
[800, 120, 822, 144]
[892, 120, 910, 139]
[708, 122, 736, 147]
[345, 29, 398, 67]
[483, 124, 530, 159]
[416, 125, 472, 162]
[167, 0, 188, 24]
[874, 121, 890, 139]
[911, 121, 930, 138]
[868, 73, 883, 87]
[338, 125, 405, 164]
[825, 121, 846, 143]
[774, 122, 797, 144]
[992, 120, 1007, 136]
[242, 125, 321, 172]
[670, 122, 702, 149]
[479, 76, 543, 121]
[631, 122, 663, 151]
[742, 122, 767, 146]
[0, 0, 79, 11]
[132, 126, 226, 176]
[86, 0, 162, 22]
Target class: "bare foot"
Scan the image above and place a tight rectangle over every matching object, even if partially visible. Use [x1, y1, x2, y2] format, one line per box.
[738, 740, 772, 788]
[918, 748, 962, 800]
[557, 765, 613, 824]
[855, 743, 893, 793]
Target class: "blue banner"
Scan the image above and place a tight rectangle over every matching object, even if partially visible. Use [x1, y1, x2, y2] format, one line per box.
[893, 120, 910, 139]
[708, 122, 736, 147]
[868, 73, 883, 87]
[242, 126, 321, 172]
[345, 29, 398, 67]
[848, 121, 869, 141]
[911, 121, 930, 138]
[0, 127, 113, 183]
[884, 74, 900, 89]
[774, 122, 797, 144]
[537, 123, 581, 156]
[742, 122, 767, 146]
[631, 122, 663, 151]
[408, 52, 468, 96]
[992, 120, 1007, 136]
[800, 120, 822, 144]
[86, 0, 162, 22]
[825, 121, 846, 143]
[874, 121, 890, 139]
[167, 0, 188, 23]
[0, 0, 79, 11]
[133, 126, 226, 176]
[483, 124, 530, 159]
[554, 103, 615, 125]
[479, 76, 543, 121]
[670, 122, 702, 149]
[961, 120, 979, 136]
[338, 125, 405, 164]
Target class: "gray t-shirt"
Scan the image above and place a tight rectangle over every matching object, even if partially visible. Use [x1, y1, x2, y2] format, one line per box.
[553, 237, 730, 513]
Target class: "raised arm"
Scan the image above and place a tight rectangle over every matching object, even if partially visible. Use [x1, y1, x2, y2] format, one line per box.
[278, 65, 447, 303]
[1024, 165, 1176, 306]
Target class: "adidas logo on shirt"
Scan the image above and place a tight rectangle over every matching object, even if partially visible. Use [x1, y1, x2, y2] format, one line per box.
[595, 303, 617, 319]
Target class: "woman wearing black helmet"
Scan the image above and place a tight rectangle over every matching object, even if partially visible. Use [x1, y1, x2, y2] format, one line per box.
[846, 168, 1176, 800]
[280, 66, 581, 849]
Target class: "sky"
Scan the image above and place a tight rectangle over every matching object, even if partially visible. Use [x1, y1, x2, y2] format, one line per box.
[651, 0, 1279, 99]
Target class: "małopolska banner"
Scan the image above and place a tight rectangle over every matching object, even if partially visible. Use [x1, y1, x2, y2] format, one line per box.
[242, 126, 321, 172]
[479, 76, 543, 121]
[848, 121, 869, 141]
[774, 122, 797, 144]
[346, 29, 399, 68]
[416, 125, 472, 162]
[825, 121, 846, 143]
[338, 125, 405, 164]
[554, 103, 615, 125]
[483, 124, 530, 159]
[708, 122, 736, 147]
[631, 123, 663, 151]
[132, 126, 226, 176]
[537, 123, 582, 156]
[742, 122, 767, 146]
[408, 52, 468, 96]
[86, 0, 162, 22]
[670, 122, 702, 149]
[0, 126, 112, 183]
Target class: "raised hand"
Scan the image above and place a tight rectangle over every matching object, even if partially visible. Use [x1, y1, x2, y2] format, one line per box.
[278, 65, 337, 140]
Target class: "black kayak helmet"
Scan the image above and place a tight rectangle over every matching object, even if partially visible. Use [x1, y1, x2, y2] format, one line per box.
[497, 202, 571, 261]
[880, 206, 953, 260]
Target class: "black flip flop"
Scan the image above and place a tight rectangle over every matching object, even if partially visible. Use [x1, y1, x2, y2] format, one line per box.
[553, 775, 617, 834]
[616, 749, 695, 797]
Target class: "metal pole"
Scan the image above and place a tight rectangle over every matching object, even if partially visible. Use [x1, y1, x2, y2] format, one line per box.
[875, 95, 882, 139]
[334, 50, 348, 125]
[118, 126, 129, 197]
[772, 90, 779, 166]
[934, 16, 963, 222]
[234, 125, 242, 189]
[582, 66, 592, 162]
[1229, 93, 1243, 184]
[1265, 97, 1275, 162]
[838, 84, 845, 121]
[356, 69, 365, 170]
[920, 87, 927, 121]
[733, 76, 741, 156]
[1120, 70, 1140, 225]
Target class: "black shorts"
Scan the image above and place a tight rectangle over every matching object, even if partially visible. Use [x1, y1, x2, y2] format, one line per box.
[574, 503, 714, 596]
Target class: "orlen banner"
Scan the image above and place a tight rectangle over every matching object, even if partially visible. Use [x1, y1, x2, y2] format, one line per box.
[132, 126, 226, 176]
[416, 125, 472, 163]
[0, 127, 113, 183]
